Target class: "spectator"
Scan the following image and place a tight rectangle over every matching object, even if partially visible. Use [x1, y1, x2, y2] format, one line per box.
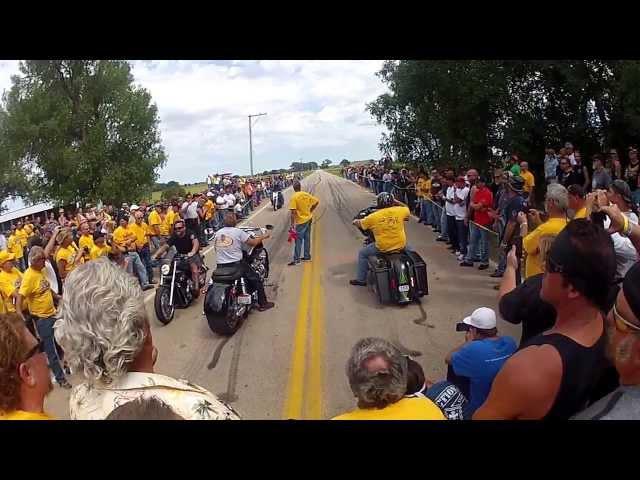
[494, 176, 526, 283]
[461, 175, 493, 270]
[0, 313, 53, 420]
[625, 146, 640, 206]
[105, 396, 184, 420]
[608, 148, 623, 181]
[0, 251, 22, 314]
[558, 157, 582, 188]
[519, 161, 535, 196]
[444, 177, 459, 253]
[7, 225, 25, 272]
[573, 150, 590, 192]
[453, 176, 470, 261]
[0, 230, 6, 252]
[474, 220, 617, 419]
[544, 148, 559, 185]
[54, 228, 84, 282]
[428, 169, 442, 232]
[445, 307, 517, 416]
[592, 154, 612, 191]
[288, 180, 320, 266]
[605, 180, 639, 281]
[436, 175, 453, 242]
[77, 221, 95, 263]
[332, 337, 445, 420]
[90, 231, 111, 260]
[181, 194, 199, 234]
[573, 261, 640, 419]
[130, 211, 155, 285]
[416, 171, 431, 226]
[508, 154, 521, 176]
[568, 184, 588, 219]
[519, 183, 569, 279]
[16, 246, 70, 389]
[405, 357, 470, 420]
[565, 141, 576, 165]
[147, 203, 163, 252]
[112, 216, 154, 291]
[55, 258, 240, 420]
[498, 246, 557, 346]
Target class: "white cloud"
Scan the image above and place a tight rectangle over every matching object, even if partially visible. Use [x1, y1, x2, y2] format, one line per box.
[0, 60, 389, 186]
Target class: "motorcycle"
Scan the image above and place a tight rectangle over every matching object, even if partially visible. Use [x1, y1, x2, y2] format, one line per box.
[154, 250, 208, 325]
[353, 205, 428, 305]
[204, 224, 273, 335]
[271, 190, 284, 211]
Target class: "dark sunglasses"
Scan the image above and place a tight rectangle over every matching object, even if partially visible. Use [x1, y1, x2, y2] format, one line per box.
[546, 256, 564, 274]
[175, 226, 185, 230]
[24, 340, 45, 362]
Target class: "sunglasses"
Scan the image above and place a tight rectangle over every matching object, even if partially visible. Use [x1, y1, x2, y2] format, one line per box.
[611, 303, 640, 333]
[24, 339, 45, 362]
[175, 226, 185, 230]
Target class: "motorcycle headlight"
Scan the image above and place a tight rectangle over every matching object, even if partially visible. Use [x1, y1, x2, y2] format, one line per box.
[161, 264, 170, 275]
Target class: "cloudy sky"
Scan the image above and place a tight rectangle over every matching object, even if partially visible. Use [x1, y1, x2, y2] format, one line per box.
[0, 60, 388, 191]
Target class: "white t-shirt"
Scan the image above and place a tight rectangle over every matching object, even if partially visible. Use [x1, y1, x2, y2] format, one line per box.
[214, 227, 250, 264]
[445, 186, 456, 216]
[606, 212, 639, 279]
[223, 194, 236, 209]
[453, 186, 470, 220]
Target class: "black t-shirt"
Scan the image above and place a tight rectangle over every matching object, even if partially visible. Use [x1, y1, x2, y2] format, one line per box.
[499, 273, 557, 346]
[559, 170, 582, 188]
[168, 232, 196, 254]
[573, 164, 587, 186]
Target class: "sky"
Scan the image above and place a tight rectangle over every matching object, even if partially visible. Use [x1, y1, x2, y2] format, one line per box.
[0, 60, 389, 211]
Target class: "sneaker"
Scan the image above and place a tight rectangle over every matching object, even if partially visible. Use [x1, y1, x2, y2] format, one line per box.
[478, 264, 490, 270]
[489, 271, 504, 278]
[287, 261, 300, 266]
[257, 301, 275, 312]
[142, 284, 155, 291]
[349, 279, 367, 287]
[460, 261, 474, 267]
[301, 257, 312, 262]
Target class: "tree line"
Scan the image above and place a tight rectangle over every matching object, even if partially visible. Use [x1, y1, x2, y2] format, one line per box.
[368, 60, 640, 174]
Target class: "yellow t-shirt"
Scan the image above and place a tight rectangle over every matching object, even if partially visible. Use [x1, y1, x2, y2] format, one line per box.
[24, 224, 34, 236]
[0, 268, 23, 313]
[90, 244, 112, 260]
[18, 267, 55, 318]
[521, 170, 536, 193]
[523, 217, 568, 278]
[332, 397, 446, 420]
[289, 191, 319, 225]
[360, 206, 410, 253]
[112, 226, 136, 249]
[0, 410, 52, 420]
[7, 235, 23, 259]
[148, 210, 162, 235]
[574, 207, 588, 219]
[416, 178, 432, 199]
[55, 244, 83, 275]
[204, 200, 215, 220]
[159, 213, 170, 236]
[15, 228, 28, 248]
[78, 234, 95, 261]
[129, 222, 151, 249]
[166, 210, 180, 229]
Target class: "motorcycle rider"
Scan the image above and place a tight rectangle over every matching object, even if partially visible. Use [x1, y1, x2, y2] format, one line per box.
[213, 212, 275, 311]
[350, 192, 412, 287]
[151, 219, 203, 297]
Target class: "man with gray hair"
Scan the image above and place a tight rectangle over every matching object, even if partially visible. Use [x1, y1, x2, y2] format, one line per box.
[332, 337, 445, 420]
[55, 258, 240, 420]
[517, 183, 568, 279]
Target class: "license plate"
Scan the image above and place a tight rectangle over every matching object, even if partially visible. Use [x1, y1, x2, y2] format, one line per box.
[238, 295, 252, 305]
[399, 285, 410, 292]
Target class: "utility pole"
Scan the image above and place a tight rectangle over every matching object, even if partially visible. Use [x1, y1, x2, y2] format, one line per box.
[248, 112, 267, 176]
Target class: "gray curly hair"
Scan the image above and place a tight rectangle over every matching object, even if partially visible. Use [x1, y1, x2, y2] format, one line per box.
[346, 337, 408, 409]
[54, 257, 147, 386]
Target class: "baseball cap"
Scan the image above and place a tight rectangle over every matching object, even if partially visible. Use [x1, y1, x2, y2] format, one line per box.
[456, 307, 497, 331]
[130, 204, 140, 211]
[610, 180, 633, 204]
[0, 250, 16, 264]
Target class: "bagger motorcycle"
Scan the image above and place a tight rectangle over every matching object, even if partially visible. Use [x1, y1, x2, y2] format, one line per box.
[353, 201, 428, 305]
[154, 250, 208, 325]
[204, 224, 273, 335]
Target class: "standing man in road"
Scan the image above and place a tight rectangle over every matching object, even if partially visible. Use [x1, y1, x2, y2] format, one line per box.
[288, 181, 320, 266]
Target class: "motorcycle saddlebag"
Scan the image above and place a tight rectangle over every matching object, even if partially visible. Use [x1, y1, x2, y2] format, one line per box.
[367, 254, 392, 304]
[204, 283, 230, 313]
[406, 250, 428, 297]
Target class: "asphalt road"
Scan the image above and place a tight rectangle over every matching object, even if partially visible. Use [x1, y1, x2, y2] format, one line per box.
[46, 170, 520, 419]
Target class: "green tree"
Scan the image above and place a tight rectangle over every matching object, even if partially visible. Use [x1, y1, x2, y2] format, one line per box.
[2, 60, 167, 206]
[161, 185, 186, 202]
[321, 159, 332, 168]
[339, 158, 350, 167]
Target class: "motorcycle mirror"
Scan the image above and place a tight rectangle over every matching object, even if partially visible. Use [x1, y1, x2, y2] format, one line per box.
[265, 224, 274, 230]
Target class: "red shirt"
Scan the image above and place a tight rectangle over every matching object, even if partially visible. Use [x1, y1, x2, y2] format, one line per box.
[471, 186, 494, 226]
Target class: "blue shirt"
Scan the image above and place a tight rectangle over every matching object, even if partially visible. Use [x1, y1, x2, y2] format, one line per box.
[451, 336, 518, 414]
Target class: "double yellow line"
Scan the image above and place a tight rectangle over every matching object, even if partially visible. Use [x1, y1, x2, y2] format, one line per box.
[282, 218, 325, 419]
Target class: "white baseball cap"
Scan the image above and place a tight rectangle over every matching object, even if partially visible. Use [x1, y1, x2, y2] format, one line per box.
[130, 204, 140, 211]
[456, 307, 496, 331]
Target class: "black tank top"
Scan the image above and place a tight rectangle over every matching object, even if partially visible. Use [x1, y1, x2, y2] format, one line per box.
[520, 329, 610, 420]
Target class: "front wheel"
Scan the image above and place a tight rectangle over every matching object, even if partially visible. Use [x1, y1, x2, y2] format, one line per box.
[154, 286, 175, 325]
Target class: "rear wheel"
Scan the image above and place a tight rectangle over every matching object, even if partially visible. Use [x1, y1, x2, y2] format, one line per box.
[154, 286, 175, 325]
[206, 293, 245, 336]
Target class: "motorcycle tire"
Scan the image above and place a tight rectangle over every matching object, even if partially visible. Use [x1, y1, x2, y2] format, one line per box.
[154, 286, 175, 325]
[206, 296, 245, 336]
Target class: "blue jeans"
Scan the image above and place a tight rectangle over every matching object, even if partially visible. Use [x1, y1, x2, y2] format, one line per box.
[126, 252, 149, 286]
[138, 244, 154, 282]
[35, 316, 66, 384]
[465, 223, 489, 264]
[419, 199, 429, 223]
[293, 220, 312, 262]
[440, 209, 449, 239]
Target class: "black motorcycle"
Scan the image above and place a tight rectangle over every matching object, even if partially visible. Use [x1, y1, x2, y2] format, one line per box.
[271, 190, 284, 211]
[154, 250, 208, 325]
[204, 224, 272, 336]
[354, 205, 428, 305]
